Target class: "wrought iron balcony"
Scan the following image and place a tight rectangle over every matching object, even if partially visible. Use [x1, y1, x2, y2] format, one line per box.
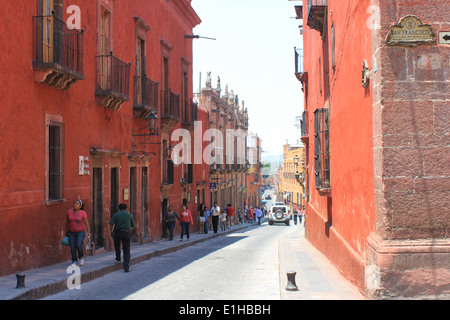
[33, 15, 84, 89]
[181, 99, 198, 131]
[95, 53, 131, 110]
[294, 47, 308, 82]
[306, 0, 328, 35]
[133, 76, 159, 118]
[160, 89, 180, 131]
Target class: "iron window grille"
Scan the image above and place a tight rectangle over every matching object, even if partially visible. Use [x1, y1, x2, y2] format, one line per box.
[314, 108, 330, 190]
[48, 121, 64, 201]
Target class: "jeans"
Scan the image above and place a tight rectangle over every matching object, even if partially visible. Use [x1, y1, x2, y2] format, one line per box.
[68, 231, 85, 263]
[180, 222, 190, 240]
[113, 229, 131, 271]
[168, 221, 176, 240]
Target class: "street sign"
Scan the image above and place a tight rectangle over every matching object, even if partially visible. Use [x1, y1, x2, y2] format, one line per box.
[386, 15, 435, 47]
[209, 182, 216, 189]
[438, 32, 450, 45]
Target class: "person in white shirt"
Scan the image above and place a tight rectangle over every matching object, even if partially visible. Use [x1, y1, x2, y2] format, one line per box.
[211, 202, 220, 234]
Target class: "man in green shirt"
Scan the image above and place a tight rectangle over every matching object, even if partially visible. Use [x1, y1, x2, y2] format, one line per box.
[109, 203, 135, 272]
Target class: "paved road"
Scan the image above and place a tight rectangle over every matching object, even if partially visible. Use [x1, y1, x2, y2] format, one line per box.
[43, 222, 294, 300]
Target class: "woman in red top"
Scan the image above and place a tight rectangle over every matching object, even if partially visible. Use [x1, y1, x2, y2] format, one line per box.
[65, 199, 90, 266]
[180, 205, 193, 242]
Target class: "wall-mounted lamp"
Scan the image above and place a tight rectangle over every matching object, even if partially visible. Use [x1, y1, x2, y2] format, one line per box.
[132, 111, 159, 137]
[184, 34, 216, 40]
[131, 111, 160, 156]
[361, 60, 371, 88]
[146, 111, 159, 136]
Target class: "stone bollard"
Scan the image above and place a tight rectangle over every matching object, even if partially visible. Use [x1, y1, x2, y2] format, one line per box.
[285, 271, 298, 291]
[15, 273, 26, 289]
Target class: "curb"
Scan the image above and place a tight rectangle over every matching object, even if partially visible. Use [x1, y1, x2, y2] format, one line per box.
[4, 221, 261, 300]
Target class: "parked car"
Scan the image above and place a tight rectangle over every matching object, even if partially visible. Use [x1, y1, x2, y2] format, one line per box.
[268, 205, 291, 225]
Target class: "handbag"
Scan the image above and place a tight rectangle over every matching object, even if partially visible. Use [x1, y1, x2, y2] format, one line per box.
[61, 236, 69, 246]
[85, 235, 91, 250]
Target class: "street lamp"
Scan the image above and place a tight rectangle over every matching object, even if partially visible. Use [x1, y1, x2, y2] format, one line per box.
[145, 111, 159, 136]
[184, 34, 216, 40]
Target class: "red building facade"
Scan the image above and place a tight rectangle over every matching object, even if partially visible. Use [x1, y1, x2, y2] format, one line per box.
[0, 0, 203, 276]
[294, 0, 449, 299]
[197, 74, 250, 215]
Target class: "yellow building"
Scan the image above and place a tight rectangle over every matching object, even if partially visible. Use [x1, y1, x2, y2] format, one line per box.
[276, 144, 305, 212]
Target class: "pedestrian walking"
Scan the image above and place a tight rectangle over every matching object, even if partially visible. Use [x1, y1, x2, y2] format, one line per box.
[237, 209, 243, 224]
[211, 202, 220, 233]
[163, 204, 180, 241]
[299, 208, 304, 224]
[255, 207, 262, 225]
[248, 207, 254, 223]
[198, 203, 205, 234]
[293, 210, 298, 225]
[204, 205, 210, 233]
[109, 203, 135, 272]
[220, 210, 227, 231]
[65, 199, 91, 267]
[226, 203, 234, 229]
[180, 205, 193, 241]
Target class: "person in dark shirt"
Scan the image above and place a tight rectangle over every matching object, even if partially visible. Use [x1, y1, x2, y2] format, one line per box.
[163, 204, 180, 241]
[109, 203, 135, 272]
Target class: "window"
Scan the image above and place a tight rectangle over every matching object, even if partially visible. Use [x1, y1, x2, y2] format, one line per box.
[162, 139, 174, 185]
[42, 0, 54, 63]
[99, 9, 110, 90]
[46, 118, 64, 202]
[136, 38, 144, 104]
[314, 108, 330, 190]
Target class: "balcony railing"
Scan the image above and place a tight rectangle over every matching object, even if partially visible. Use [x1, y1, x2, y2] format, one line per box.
[133, 76, 159, 118]
[95, 53, 131, 110]
[161, 89, 180, 119]
[33, 15, 84, 89]
[294, 47, 307, 82]
[160, 89, 180, 130]
[181, 99, 198, 130]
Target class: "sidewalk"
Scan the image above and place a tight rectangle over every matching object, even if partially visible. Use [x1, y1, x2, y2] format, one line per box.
[279, 223, 364, 300]
[0, 222, 255, 300]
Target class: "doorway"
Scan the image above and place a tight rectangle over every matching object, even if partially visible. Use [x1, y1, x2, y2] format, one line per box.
[92, 167, 104, 249]
[141, 167, 149, 238]
[130, 167, 138, 242]
[110, 167, 119, 216]
[161, 198, 168, 238]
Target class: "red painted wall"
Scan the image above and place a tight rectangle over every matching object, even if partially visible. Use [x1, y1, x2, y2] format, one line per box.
[302, 0, 375, 290]
[0, 0, 201, 276]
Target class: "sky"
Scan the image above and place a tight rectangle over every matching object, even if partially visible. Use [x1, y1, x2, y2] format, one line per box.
[191, 0, 304, 157]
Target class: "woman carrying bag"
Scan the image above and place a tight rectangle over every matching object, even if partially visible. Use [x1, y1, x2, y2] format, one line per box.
[65, 199, 90, 266]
